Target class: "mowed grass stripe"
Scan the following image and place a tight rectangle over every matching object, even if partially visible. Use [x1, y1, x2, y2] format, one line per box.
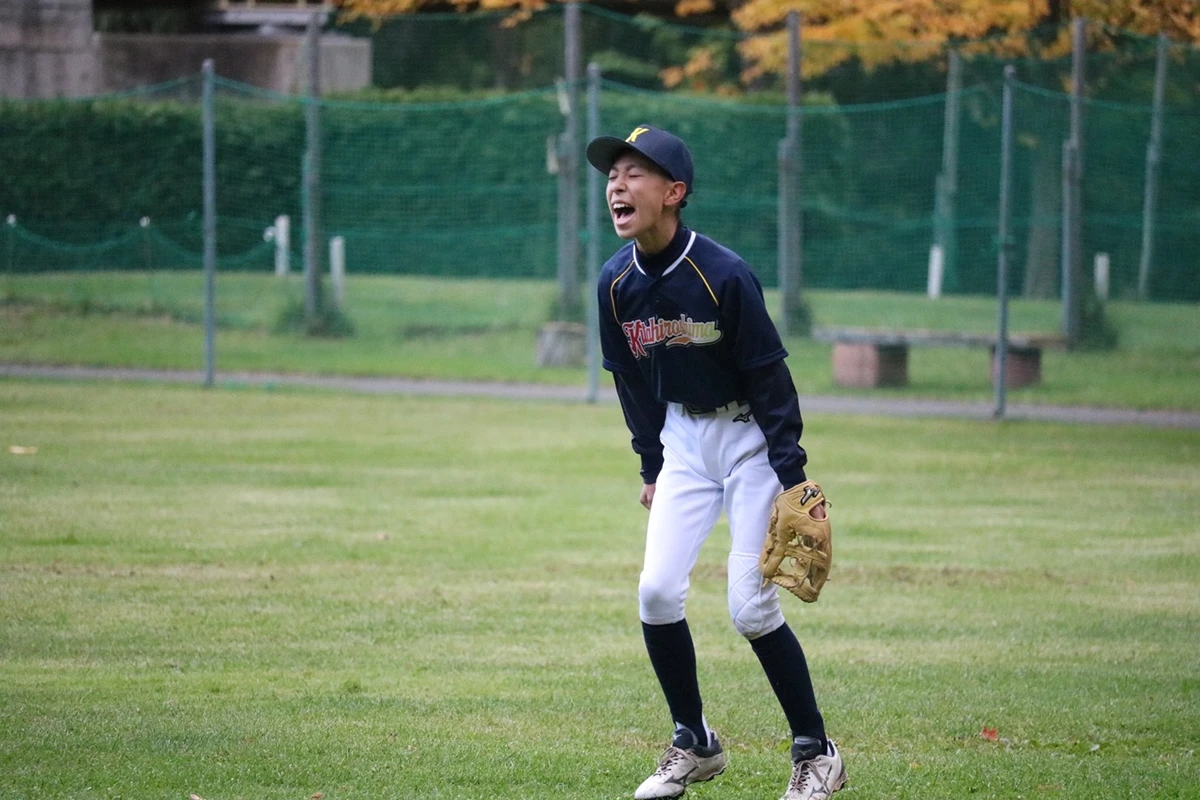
[4, 272, 1200, 409]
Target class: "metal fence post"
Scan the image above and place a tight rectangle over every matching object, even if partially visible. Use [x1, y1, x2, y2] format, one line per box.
[585, 62, 602, 403]
[1061, 17, 1086, 346]
[995, 66, 1016, 419]
[776, 144, 792, 336]
[932, 49, 961, 296]
[556, 0, 582, 322]
[777, 10, 803, 336]
[1060, 138, 1075, 336]
[1136, 32, 1167, 301]
[303, 11, 323, 325]
[202, 59, 217, 389]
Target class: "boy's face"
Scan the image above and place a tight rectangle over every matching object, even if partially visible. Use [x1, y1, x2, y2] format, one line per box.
[606, 151, 687, 241]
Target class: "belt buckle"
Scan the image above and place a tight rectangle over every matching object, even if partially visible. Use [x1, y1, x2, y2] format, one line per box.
[684, 401, 740, 415]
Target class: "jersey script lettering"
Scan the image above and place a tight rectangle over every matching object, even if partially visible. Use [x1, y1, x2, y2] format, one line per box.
[621, 314, 722, 358]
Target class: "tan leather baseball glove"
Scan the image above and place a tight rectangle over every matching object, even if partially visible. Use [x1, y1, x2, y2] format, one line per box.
[759, 480, 832, 603]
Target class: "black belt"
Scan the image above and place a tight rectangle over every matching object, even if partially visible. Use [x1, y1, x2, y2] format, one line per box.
[682, 401, 746, 415]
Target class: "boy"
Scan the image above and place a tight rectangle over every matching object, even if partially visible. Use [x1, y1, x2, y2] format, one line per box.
[586, 124, 845, 800]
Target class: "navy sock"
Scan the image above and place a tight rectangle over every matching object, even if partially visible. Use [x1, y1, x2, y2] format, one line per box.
[642, 619, 706, 746]
[749, 623, 827, 748]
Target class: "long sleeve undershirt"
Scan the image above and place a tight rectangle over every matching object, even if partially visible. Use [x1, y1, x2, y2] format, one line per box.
[613, 370, 667, 484]
[742, 359, 808, 490]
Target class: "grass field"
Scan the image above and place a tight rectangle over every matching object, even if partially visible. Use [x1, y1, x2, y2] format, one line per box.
[2, 271, 1198, 410]
[2, 379, 1198, 799]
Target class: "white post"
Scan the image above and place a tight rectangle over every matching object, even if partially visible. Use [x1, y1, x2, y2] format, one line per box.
[927, 244, 944, 299]
[139, 216, 152, 270]
[1093, 252, 1110, 302]
[274, 214, 290, 276]
[329, 235, 345, 309]
[6, 214, 16, 277]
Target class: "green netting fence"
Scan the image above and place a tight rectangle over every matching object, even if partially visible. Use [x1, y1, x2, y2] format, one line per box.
[1, 9, 1197, 305]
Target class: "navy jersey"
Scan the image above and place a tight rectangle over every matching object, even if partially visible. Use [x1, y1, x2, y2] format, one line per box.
[598, 225, 808, 487]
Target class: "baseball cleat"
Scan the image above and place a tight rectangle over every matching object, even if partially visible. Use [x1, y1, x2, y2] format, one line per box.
[633, 729, 726, 799]
[780, 738, 846, 800]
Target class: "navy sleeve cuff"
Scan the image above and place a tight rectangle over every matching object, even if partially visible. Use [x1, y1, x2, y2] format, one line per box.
[779, 470, 807, 492]
[641, 457, 663, 485]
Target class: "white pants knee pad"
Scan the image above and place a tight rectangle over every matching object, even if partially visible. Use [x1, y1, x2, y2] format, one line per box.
[638, 571, 688, 625]
[727, 552, 784, 638]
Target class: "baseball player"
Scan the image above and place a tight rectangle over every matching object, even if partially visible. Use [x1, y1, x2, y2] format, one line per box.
[586, 125, 845, 800]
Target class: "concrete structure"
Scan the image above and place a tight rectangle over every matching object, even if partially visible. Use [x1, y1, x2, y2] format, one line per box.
[815, 327, 1056, 390]
[831, 342, 909, 389]
[96, 32, 370, 95]
[205, 1, 331, 31]
[1, 1, 370, 99]
[990, 345, 1042, 389]
[1, 0, 98, 98]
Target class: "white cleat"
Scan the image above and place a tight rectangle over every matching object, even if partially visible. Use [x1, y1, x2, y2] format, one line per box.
[780, 739, 847, 800]
[633, 731, 727, 799]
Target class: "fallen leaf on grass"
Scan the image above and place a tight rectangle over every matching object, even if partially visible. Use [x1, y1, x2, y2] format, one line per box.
[981, 726, 999, 742]
[190, 795, 205, 800]
[312, 793, 325, 799]
[8, 445, 37, 455]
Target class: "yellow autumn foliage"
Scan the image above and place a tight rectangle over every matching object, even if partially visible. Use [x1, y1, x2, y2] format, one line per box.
[336, 0, 1197, 82]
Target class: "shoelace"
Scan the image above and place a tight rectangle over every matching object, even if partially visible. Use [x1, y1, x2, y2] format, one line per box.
[790, 760, 816, 791]
[653, 747, 688, 776]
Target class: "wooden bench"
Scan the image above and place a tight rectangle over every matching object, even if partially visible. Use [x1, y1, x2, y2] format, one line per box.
[812, 327, 1065, 389]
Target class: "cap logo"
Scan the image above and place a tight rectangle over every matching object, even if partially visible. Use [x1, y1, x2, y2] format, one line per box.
[626, 126, 651, 143]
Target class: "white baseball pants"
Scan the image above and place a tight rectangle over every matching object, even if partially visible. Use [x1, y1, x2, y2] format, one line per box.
[638, 402, 785, 639]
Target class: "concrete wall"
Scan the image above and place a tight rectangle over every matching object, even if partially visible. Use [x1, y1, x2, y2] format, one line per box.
[0, 0, 97, 98]
[0, 0, 371, 99]
[96, 32, 372, 95]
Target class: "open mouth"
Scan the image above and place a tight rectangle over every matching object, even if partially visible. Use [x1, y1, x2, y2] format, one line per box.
[611, 202, 635, 223]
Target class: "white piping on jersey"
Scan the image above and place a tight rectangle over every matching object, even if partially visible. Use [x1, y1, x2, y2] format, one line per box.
[632, 230, 697, 278]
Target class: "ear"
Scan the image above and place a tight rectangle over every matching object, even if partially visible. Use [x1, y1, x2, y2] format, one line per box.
[663, 180, 688, 209]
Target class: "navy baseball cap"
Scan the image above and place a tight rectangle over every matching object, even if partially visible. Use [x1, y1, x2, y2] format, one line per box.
[586, 125, 694, 206]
